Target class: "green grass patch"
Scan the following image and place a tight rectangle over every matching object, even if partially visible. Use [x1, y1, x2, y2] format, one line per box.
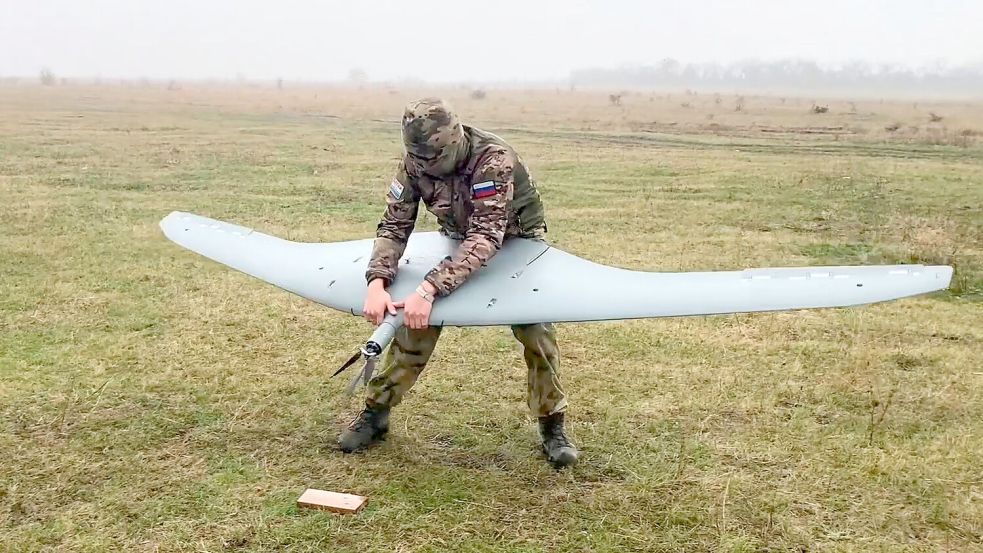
[1, 87, 981, 551]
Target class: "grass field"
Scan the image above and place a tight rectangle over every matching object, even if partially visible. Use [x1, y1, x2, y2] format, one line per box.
[1, 85, 981, 552]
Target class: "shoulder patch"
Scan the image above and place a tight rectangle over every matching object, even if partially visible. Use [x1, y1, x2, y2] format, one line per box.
[389, 178, 404, 200]
[472, 180, 498, 199]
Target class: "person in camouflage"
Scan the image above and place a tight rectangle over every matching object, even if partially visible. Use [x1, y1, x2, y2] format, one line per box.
[338, 97, 578, 468]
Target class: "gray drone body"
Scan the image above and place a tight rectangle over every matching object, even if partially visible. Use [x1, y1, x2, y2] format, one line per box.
[160, 211, 953, 389]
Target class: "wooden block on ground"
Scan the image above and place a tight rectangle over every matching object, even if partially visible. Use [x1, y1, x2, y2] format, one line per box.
[297, 489, 368, 514]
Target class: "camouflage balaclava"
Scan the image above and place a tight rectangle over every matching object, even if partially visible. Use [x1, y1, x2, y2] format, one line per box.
[401, 98, 468, 177]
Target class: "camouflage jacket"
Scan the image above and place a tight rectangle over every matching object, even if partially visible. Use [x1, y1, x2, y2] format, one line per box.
[365, 126, 546, 296]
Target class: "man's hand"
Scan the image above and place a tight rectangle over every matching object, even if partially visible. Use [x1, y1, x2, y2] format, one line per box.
[363, 278, 397, 325]
[394, 281, 436, 329]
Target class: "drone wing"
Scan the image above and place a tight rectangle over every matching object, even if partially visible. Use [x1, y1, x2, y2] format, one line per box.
[160, 211, 460, 315]
[161, 212, 953, 326]
[429, 247, 952, 325]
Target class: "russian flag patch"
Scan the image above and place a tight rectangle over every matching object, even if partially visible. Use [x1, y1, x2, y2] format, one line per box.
[472, 180, 498, 199]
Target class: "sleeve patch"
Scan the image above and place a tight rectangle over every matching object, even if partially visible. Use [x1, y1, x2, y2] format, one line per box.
[472, 180, 498, 199]
[389, 178, 404, 200]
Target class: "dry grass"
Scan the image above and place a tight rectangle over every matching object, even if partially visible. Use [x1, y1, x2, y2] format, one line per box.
[1, 85, 981, 552]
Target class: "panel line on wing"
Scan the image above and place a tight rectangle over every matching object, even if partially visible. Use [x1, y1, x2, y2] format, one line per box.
[524, 246, 552, 266]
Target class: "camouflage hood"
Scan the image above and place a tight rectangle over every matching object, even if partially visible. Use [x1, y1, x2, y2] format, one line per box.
[401, 98, 469, 177]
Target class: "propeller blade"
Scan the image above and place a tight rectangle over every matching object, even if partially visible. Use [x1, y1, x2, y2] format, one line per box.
[345, 366, 363, 395]
[361, 357, 378, 386]
[332, 350, 362, 378]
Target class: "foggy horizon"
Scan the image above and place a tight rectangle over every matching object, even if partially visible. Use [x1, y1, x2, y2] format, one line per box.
[3, 0, 982, 84]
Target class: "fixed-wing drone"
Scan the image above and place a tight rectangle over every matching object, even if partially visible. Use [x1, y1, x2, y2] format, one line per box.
[160, 212, 953, 391]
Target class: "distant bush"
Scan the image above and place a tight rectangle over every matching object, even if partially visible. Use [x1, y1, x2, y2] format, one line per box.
[928, 112, 944, 123]
[884, 122, 902, 132]
[470, 89, 487, 100]
[811, 104, 829, 114]
[924, 127, 975, 148]
[40, 67, 56, 86]
[348, 68, 367, 84]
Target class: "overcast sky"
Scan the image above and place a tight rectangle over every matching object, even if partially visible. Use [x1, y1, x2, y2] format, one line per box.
[2, 0, 981, 82]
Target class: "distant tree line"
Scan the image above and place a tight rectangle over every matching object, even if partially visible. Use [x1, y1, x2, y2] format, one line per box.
[570, 59, 983, 96]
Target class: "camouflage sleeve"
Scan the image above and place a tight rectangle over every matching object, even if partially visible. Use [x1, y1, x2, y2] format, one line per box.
[424, 152, 514, 296]
[365, 164, 419, 286]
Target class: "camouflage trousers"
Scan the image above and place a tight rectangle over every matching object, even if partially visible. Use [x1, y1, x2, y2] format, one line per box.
[365, 323, 567, 417]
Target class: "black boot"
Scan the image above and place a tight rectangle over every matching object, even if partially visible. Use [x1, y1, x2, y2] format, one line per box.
[538, 412, 579, 468]
[338, 403, 390, 453]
